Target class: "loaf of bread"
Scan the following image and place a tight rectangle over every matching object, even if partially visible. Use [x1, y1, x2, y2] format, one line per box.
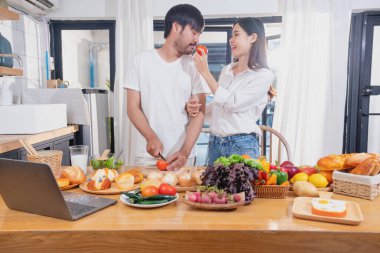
[87, 177, 112, 191]
[56, 177, 70, 188]
[61, 166, 86, 184]
[350, 156, 380, 176]
[317, 154, 351, 171]
[345, 153, 374, 168]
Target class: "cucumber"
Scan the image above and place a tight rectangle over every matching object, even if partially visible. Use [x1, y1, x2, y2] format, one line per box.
[137, 199, 171, 205]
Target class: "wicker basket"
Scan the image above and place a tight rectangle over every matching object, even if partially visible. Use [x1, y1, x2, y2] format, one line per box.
[254, 185, 289, 199]
[26, 150, 63, 178]
[333, 171, 380, 200]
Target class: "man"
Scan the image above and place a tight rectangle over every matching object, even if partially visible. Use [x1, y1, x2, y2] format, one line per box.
[125, 4, 206, 170]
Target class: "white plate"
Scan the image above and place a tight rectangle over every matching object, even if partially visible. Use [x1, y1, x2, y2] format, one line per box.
[120, 193, 179, 209]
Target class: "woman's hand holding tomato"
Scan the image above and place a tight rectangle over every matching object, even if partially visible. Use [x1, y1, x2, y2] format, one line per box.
[193, 45, 209, 76]
[156, 159, 169, 171]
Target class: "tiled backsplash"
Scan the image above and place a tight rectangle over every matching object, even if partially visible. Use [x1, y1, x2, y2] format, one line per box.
[0, 9, 47, 103]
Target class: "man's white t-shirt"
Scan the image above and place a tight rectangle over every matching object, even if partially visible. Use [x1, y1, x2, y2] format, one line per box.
[124, 49, 206, 161]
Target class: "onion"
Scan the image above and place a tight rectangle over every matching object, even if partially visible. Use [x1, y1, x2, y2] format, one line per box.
[192, 167, 204, 185]
[177, 171, 195, 187]
[161, 172, 178, 186]
[147, 171, 163, 181]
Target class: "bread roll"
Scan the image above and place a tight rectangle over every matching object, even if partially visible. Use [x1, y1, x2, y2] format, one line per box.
[345, 153, 374, 168]
[61, 166, 86, 184]
[87, 177, 112, 191]
[91, 168, 118, 182]
[56, 177, 70, 188]
[317, 154, 349, 171]
[115, 172, 135, 190]
[350, 156, 380, 176]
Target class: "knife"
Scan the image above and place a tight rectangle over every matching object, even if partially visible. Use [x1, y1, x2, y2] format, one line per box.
[158, 152, 167, 161]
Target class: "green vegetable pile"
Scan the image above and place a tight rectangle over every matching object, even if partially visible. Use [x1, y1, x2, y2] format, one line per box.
[90, 156, 123, 170]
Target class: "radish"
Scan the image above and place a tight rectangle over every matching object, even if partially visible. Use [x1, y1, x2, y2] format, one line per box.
[188, 193, 197, 202]
[197, 194, 203, 203]
[201, 194, 213, 204]
[214, 193, 227, 204]
[233, 194, 241, 202]
[208, 191, 217, 199]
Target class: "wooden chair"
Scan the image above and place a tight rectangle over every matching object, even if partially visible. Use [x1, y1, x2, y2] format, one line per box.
[259, 125, 292, 163]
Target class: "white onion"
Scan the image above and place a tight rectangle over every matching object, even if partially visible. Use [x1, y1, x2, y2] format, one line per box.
[162, 172, 178, 186]
[147, 171, 163, 181]
[178, 171, 195, 187]
[192, 168, 204, 185]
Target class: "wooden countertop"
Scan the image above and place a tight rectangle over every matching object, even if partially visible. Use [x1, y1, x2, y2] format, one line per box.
[0, 125, 79, 154]
[1, 188, 380, 253]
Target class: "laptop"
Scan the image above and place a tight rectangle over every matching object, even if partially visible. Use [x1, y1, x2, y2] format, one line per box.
[0, 158, 117, 221]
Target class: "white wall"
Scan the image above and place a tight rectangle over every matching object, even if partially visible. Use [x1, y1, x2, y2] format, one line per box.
[0, 9, 47, 103]
[47, 0, 380, 20]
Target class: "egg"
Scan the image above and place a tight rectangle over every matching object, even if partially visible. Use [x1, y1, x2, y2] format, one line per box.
[311, 198, 347, 218]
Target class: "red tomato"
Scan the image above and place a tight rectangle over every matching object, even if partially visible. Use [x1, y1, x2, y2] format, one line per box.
[196, 45, 208, 56]
[156, 159, 169, 171]
[166, 185, 177, 196]
[158, 183, 176, 195]
[141, 186, 159, 197]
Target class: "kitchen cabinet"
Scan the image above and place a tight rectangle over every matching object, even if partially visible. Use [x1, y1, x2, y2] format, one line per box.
[0, 126, 79, 165]
[0, 133, 75, 165]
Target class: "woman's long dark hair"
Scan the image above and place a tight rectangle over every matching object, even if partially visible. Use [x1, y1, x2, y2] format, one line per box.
[234, 17, 276, 99]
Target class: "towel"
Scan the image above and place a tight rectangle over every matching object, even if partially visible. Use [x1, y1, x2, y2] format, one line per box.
[22, 88, 90, 125]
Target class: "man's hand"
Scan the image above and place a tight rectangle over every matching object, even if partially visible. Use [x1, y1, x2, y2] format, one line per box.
[166, 149, 189, 171]
[185, 95, 201, 117]
[146, 135, 163, 158]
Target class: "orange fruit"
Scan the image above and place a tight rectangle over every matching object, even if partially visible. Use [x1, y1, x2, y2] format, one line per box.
[241, 154, 251, 159]
[319, 171, 333, 184]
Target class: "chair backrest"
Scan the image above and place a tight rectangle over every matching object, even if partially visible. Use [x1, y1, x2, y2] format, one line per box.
[259, 125, 292, 164]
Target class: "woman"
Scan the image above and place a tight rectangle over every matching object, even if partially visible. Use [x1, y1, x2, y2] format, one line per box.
[189, 17, 275, 164]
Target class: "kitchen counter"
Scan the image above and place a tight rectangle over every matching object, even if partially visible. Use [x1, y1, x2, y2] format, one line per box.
[0, 125, 79, 154]
[0, 188, 379, 253]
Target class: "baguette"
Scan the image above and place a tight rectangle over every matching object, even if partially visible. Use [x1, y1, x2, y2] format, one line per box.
[317, 154, 350, 171]
[350, 156, 380, 176]
[345, 153, 374, 168]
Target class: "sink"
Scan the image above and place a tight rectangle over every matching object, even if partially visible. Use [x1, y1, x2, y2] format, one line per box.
[0, 104, 67, 134]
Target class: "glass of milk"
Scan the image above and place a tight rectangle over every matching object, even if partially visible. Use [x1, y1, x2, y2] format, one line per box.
[69, 145, 89, 174]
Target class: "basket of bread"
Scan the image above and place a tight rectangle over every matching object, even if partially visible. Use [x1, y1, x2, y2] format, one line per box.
[317, 153, 380, 200]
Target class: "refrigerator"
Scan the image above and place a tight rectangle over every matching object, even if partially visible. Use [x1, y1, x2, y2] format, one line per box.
[78, 88, 111, 157]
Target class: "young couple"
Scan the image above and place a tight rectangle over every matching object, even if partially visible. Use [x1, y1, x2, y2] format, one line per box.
[125, 4, 274, 170]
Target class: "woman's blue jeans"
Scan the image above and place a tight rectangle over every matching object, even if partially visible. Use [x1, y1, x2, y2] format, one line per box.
[207, 133, 260, 165]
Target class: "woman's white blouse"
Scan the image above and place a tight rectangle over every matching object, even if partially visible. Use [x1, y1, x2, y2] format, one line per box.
[207, 63, 274, 137]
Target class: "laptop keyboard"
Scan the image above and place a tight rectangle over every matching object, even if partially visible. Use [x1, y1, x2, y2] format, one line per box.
[66, 202, 96, 217]
[63, 193, 96, 203]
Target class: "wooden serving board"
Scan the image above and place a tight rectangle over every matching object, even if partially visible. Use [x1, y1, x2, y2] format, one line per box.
[292, 197, 363, 225]
[79, 182, 141, 195]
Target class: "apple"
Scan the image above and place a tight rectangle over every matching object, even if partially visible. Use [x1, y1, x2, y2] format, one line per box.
[299, 165, 318, 176]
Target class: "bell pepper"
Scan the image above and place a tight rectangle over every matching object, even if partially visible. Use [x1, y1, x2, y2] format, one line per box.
[269, 169, 288, 185]
[258, 170, 268, 181]
[258, 156, 270, 173]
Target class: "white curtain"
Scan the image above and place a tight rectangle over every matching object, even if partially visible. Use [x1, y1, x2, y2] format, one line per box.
[114, 0, 154, 165]
[273, 0, 352, 165]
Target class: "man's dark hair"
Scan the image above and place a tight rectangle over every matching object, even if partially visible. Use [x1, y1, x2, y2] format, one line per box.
[164, 4, 204, 38]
